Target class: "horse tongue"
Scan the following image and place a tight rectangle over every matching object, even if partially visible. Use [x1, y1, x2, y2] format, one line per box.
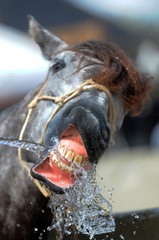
[59, 125, 88, 161]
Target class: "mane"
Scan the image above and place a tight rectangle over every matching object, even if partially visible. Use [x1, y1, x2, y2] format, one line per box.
[70, 41, 153, 116]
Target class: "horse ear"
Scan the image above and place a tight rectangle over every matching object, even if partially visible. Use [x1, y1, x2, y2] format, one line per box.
[28, 15, 69, 60]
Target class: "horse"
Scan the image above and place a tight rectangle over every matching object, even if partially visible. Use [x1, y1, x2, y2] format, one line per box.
[0, 16, 152, 240]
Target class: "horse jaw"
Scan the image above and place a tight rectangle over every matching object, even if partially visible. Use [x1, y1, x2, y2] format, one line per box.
[28, 15, 69, 60]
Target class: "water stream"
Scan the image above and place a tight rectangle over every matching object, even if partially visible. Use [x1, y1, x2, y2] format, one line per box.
[0, 138, 47, 154]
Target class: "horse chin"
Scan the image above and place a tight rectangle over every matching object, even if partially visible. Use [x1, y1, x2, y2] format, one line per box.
[31, 125, 93, 194]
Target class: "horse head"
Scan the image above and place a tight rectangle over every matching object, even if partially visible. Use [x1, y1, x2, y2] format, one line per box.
[19, 16, 152, 194]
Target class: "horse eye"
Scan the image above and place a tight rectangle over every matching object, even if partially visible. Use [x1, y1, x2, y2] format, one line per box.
[52, 60, 65, 73]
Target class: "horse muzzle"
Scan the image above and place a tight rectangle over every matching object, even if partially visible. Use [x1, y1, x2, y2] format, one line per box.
[31, 90, 111, 193]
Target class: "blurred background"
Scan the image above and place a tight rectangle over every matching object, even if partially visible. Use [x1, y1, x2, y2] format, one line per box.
[0, 0, 159, 213]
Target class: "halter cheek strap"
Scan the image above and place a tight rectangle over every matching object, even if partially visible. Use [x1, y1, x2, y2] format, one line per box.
[18, 79, 116, 198]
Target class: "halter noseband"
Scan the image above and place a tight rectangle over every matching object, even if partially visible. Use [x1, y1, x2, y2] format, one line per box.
[18, 79, 116, 197]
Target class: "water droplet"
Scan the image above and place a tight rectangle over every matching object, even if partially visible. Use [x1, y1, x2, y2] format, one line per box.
[16, 223, 21, 228]
[41, 209, 45, 213]
[38, 235, 43, 240]
[134, 215, 139, 219]
[120, 234, 125, 239]
[47, 226, 52, 231]
[34, 228, 38, 232]
[133, 230, 136, 235]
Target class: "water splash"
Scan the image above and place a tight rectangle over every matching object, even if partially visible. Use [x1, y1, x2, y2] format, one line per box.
[0, 138, 115, 238]
[48, 165, 115, 239]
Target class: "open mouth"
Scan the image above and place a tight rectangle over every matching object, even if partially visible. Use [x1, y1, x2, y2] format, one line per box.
[31, 125, 92, 193]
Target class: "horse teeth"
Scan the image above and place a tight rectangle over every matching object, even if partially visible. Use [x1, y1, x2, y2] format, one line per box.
[82, 158, 89, 166]
[50, 149, 90, 172]
[74, 154, 82, 165]
[59, 145, 67, 157]
[58, 161, 63, 168]
[65, 165, 73, 172]
[65, 150, 75, 162]
[50, 150, 73, 172]
[59, 161, 72, 172]
[50, 154, 56, 163]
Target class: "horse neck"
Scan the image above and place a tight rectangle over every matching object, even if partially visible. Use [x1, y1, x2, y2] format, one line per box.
[0, 84, 51, 239]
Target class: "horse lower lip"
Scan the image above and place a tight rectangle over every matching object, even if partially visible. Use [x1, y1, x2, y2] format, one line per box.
[32, 155, 76, 189]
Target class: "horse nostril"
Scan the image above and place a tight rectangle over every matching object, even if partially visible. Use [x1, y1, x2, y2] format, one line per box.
[101, 129, 108, 140]
[99, 139, 108, 149]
